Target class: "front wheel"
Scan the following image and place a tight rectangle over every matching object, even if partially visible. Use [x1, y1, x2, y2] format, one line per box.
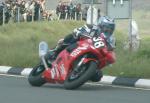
[90, 70, 103, 82]
[64, 61, 97, 90]
[28, 64, 46, 87]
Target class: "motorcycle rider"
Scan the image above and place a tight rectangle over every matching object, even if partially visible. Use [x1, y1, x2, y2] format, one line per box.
[45, 16, 116, 82]
[46, 16, 116, 60]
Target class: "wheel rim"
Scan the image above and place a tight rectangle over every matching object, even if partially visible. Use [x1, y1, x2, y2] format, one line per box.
[68, 64, 87, 81]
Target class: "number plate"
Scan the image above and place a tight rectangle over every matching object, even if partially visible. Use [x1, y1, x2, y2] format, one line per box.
[92, 37, 105, 48]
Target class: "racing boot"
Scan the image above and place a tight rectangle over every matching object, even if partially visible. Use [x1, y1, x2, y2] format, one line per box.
[52, 43, 68, 59]
[45, 43, 67, 61]
[44, 50, 56, 67]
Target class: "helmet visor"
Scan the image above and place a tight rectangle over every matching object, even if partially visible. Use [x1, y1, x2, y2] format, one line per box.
[103, 25, 114, 37]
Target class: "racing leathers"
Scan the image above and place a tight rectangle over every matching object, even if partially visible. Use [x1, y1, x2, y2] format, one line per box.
[48, 24, 99, 59]
[46, 24, 115, 61]
[45, 24, 116, 82]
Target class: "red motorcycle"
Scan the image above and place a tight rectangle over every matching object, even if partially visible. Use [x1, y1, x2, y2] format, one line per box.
[28, 34, 116, 89]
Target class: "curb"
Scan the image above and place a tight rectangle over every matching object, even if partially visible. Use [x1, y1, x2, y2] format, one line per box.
[0, 66, 150, 89]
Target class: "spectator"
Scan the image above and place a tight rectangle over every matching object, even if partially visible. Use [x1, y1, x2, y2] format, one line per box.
[0, 0, 11, 25]
[56, 1, 83, 20]
[69, 2, 74, 19]
[56, 3, 61, 16]
[98, 8, 101, 18]
[76, 3, 81, 20]
[0, 1, 2, 6]
[82, 6, 88, 21]
[40, 0, 45, 11]
[34, 0, 41, 21]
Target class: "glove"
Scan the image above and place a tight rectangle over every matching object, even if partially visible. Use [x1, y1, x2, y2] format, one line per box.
[57, 38, 64, 45]
[73, 28, 82, 39]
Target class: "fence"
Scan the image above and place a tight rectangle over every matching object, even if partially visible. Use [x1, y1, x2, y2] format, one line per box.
[0, 7, 83, 26]
[57, 11, 83, 21]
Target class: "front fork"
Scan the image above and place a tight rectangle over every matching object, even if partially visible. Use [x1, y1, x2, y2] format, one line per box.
[77, 55, 88, 67]
[41, 56, 49, 70]
[75, 55, 97, 72]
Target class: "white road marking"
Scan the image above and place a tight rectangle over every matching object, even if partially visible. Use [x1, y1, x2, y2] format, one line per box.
[86, 82, 150, 91]
[0, 73, 27, 78]
[0, 73, 150, 91]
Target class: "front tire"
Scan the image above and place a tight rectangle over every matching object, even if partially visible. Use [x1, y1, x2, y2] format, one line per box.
[28, 64, 46, 87]
[90, 70, 103, 82]
[64, 61, 97, 90]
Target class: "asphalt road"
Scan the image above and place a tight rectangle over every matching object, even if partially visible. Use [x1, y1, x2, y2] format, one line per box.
[0, 75, 150, 103]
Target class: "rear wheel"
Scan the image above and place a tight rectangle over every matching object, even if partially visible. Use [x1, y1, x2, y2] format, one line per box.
[64, 61, 97, 90]
[28, 64, 46, 87]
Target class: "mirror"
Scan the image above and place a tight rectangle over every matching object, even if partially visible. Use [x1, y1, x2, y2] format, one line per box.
[39, 41, 48, 57]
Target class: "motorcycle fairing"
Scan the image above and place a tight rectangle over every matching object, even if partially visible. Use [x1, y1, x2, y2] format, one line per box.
[43, 36, 115, 83]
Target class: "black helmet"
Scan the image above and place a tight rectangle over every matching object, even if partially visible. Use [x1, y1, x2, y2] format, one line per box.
[98, 16, 115, 38]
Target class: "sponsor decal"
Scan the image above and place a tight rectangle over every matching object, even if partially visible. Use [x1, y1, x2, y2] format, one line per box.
[60, 64, 66, 75]
[50, 64, 59, 79]
[70, 45, 88, 57]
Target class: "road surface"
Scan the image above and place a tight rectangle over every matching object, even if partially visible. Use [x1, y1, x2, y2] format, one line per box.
[0, 74, 150, 103]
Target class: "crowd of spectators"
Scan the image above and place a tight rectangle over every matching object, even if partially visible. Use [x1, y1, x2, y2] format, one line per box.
[1, 0, 84, 23]
[0, 0, 101, 25]
[56, 1, 101, 21]
[56, 1, 82, 20]
[0, 0, 51, 22]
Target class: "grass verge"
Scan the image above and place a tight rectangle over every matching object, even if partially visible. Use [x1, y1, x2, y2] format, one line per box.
[0, 21, 84, 67]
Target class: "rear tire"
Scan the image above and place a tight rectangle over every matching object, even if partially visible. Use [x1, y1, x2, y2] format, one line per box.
[64, 61, 97, 90]
[28, 64, 46, 87]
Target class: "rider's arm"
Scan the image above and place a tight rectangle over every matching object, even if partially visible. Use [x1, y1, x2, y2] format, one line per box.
[106, 35, 116, 51]
[105, 51, 116, 64]
[73, 24, 91, 39]
[100, 47, 116, 67]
